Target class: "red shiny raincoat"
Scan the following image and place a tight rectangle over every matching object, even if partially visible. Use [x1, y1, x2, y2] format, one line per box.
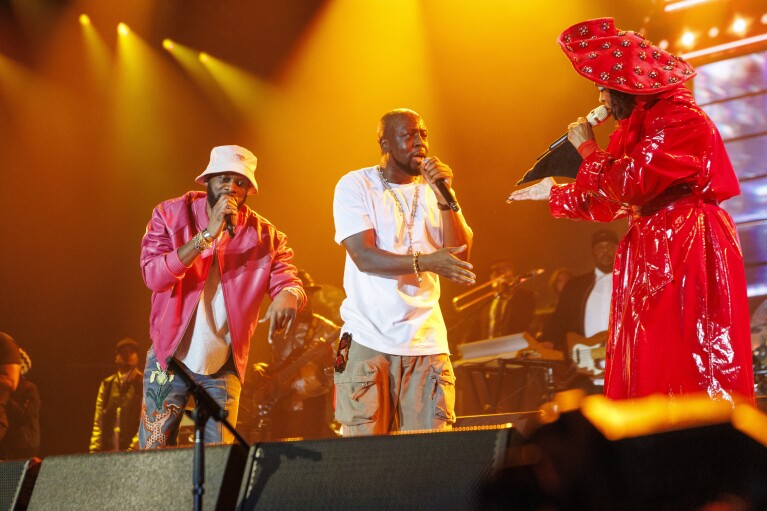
[549, 86, 754, 403]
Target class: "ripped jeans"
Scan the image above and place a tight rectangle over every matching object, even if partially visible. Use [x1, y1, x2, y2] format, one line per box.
[333, 340, 456, 436]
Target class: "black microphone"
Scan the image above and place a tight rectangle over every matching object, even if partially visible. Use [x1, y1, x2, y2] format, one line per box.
[548, 105, 610, 151]
[435, 178, 460, 212]
[225, 215, 235, 238]
[420, 157, 460, 212]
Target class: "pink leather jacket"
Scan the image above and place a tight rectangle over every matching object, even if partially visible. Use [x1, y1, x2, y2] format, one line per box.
[140, 191, 305, 381]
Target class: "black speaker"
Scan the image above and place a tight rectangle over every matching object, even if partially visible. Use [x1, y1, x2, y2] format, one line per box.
[0, 458, 40, 510]
[484, 409, 767, 511]
[27, 445, 246, 511]
[236, 428, 516, 511]
[455, 411, 542, 437]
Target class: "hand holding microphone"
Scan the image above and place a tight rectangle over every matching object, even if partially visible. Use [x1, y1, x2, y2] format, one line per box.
[549, 105, 610, 151]
[208, 194, 238, 238]
[419, 156, 460, 212]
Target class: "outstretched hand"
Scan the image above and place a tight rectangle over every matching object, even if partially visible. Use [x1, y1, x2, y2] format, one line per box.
[258, 289, 299, 343]
[419, 245, 476, 286]
[506, 177, 556, 203]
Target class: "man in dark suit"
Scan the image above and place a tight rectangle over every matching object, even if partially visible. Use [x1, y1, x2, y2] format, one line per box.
[462, 259, 537, 343]
[540, 230, 618, 389]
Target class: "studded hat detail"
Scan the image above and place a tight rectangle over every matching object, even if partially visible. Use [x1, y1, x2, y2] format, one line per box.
[558, 18, 696, 94]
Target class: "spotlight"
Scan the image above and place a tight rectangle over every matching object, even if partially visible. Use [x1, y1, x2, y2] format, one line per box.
[732, 17, 748, 36]
[681, 31, 696, 48]
[79, 14, 91, 26]
[117, 23, 130, 36]
[198, 52, 209, 63]
[162, 39, 174, 51]
[707, 27, 719, 38]
[761, 13, 767, 25]
[658, 39, 670, 50]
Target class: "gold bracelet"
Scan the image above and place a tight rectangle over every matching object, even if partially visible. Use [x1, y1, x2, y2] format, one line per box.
[412, 251, 422, 283]
[193, 232, 212, 252]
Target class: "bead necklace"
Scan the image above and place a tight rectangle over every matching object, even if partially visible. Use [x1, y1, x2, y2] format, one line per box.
[377, 165, 419, 255]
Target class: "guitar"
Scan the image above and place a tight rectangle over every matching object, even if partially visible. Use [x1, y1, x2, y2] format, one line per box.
[565, 331, 607, 376]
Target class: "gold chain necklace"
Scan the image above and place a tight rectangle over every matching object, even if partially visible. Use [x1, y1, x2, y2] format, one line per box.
[377, 165, 419, 255]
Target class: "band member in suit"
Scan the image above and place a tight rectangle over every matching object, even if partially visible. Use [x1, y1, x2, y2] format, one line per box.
[461, 260, 537, 343]
[540, 230, 618, 354]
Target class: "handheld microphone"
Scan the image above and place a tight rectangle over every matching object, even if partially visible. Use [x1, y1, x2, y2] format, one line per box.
[435, 178, 460, 212]
[548, 105, 610, 151]
[419, 157, 460, 212]
[225, 215, 235, 238]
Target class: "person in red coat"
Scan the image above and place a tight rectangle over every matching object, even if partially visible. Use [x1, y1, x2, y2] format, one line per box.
[508, 18, 754, 404]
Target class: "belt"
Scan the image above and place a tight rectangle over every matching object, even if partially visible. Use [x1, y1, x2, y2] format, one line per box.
[632, 184, 718, 217]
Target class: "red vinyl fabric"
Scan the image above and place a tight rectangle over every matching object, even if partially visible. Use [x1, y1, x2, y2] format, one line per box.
[549, 86, 754, 403]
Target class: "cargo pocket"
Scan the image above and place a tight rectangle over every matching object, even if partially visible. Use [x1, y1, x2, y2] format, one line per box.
[430, 358, 456, 424]
[334, 362, 380, 428]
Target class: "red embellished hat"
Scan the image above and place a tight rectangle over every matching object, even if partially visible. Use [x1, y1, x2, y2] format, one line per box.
[558, 18, 696, 94]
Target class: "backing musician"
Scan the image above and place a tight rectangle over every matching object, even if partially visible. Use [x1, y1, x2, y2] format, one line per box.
[539, 230, 618, 390]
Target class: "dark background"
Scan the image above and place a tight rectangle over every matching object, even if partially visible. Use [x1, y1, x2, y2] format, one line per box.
[0, 0, 740, 456]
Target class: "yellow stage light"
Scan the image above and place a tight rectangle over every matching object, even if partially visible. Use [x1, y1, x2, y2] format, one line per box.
[162, 39, 174, 51]
[198, 52, 209, 63]
[681, 31, 696, 48]
[117, 23, 130, 37]
[708, 27, 719, 38]
[732, 17, 748, 35]
[79, 14, 90, 26]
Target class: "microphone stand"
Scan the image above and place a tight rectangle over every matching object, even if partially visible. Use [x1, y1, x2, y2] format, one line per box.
[166, 357, 249, 511]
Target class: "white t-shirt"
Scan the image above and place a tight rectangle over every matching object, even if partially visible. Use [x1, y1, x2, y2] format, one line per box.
[584, 267, 612, 338]
[175, 254, 232, 374]
[333, 166, 448, 356]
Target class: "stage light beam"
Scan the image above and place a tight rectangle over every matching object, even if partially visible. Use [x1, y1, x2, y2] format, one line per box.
[162, 39, 174, 51]
[117, 23, 130, 37]
[79, 14, 90, 26]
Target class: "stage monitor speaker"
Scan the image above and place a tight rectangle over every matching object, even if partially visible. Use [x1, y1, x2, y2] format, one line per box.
[236, 428, 517, 511]
[0, 458, 40, 511]
[486, 409, 767, 510]
[455, 411, 542, 437]
[27, 444, 246, 511]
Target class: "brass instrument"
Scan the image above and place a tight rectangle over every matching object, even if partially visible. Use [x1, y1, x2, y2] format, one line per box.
[451, 268, 545, 312]
[451, 271, 515, 312]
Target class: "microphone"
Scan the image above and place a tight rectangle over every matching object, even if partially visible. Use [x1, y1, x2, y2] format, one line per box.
[548, 105, 610, 151]
[419, 157, 460, 212]
[435, 178, 460, 212]
[225, 215, 235, 238]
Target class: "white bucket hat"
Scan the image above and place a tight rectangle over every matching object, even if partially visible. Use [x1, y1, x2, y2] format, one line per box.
[195, 145, 258, 195]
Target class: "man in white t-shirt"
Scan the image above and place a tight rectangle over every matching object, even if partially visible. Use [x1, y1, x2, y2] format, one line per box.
[332, 108, 476, 436]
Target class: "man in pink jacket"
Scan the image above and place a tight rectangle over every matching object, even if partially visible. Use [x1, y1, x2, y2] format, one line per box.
[139, 145, 306, 448]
